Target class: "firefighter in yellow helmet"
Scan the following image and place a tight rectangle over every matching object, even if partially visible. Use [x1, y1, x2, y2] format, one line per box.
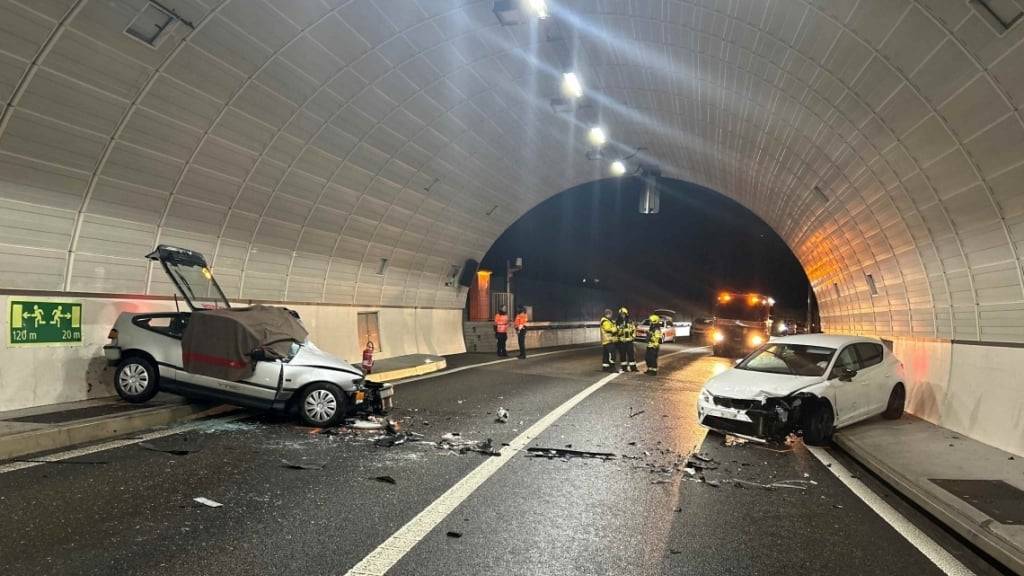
[616, 307, 638, 372]
[645, 314, 663, 375]
[600, 308, 619, 372]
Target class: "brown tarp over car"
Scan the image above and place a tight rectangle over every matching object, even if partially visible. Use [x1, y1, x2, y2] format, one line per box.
[181, 305, 308, 381]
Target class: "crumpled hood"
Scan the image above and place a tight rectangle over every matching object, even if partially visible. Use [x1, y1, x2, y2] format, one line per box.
[703, 368, 822, 399]
[291, 343, 361, 375]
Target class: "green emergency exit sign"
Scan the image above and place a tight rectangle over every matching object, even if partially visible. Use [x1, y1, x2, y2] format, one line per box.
[8, 300, 82, 346]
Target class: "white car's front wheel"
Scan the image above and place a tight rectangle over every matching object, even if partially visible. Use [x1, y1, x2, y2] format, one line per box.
[114, 357, 159, 403]
[298, 383, 350, 427]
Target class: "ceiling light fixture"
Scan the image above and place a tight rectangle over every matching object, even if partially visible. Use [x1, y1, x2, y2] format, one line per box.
[587, 126, 607, 147]
[561, 72, 583, 99]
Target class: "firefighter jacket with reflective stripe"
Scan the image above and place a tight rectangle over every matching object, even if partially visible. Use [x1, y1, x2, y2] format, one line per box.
[600, 316, 619, 345]
[618, 320, 636, 342]
[647, 326, 662, 349]
[494, 313, 510, 334]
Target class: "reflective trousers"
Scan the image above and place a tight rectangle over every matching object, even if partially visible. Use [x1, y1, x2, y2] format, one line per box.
[496, 332, 508, 357]
[618, 341, 636, 370]
[645, 347, 659, 373]
[602, 343, 617, 370]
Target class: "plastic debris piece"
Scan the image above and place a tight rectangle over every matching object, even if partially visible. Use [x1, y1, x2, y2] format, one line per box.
[139, 442, 201, 456]
[670, 549, 682, 555]
[724, 435, 748, 446]
[706, 480, 721, 487]
[693, 453, 714, 462]
[628, 409, 645, 418]
[375, 432, 408, 448]
[349, 419, 385, 430]
[526, 447, 616, 460]
[193, 497, 222, 508]
[683, 467, 696, 476]
[495, 407, 509, 423]
[281, 460, 325, 470]
[372, 475, 397, 484]
[446, 531, 462, 538]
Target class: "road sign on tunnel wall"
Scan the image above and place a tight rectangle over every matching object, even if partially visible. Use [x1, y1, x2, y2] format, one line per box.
[8, 299, 82, 346]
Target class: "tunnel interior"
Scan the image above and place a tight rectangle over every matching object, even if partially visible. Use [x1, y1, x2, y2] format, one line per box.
[0, 0, 1022, 452]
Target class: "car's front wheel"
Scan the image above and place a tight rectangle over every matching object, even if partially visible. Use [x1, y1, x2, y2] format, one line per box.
[298, 382, 350, 427]
[114, 357, 159, 403]
[882, 383, 906, 420]
[803, 402, 835, 446]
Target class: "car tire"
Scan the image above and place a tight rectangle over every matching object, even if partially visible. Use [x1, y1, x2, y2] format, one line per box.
[114, 357, 159, 403]
[298, 382, 350, 427]
[803, 402, 835, 446]
[882, 383, 906, 420]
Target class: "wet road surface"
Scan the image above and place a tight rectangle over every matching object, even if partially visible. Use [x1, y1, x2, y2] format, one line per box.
[0, 344, 1009, 575]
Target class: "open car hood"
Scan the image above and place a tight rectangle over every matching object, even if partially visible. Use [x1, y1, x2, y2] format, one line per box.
[703, 368, 823, 399]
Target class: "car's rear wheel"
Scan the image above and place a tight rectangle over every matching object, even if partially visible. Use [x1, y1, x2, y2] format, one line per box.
[114, 357, 159, 403]
[882, 383, 906, 420]
[803, 402, 834, 446]
[298, 382, 350, 427]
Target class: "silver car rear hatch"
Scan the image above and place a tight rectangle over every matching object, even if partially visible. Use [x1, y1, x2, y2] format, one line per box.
[146, 245, 231, 311]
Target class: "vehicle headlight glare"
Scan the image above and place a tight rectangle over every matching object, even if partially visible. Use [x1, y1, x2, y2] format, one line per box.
[713, 331, 724, 343]
[750, 334, 764, 346]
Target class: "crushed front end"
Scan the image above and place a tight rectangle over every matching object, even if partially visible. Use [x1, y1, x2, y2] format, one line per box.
[698, 391, 811, 441]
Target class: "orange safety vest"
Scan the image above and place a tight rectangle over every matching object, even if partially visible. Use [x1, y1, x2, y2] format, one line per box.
[514, 312, 528, 329]
[494, 313, 510, 334]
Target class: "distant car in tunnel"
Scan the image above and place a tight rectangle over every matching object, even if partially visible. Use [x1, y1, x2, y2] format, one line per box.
[696, 334, 905, 445]
[634, 309, 676, 343]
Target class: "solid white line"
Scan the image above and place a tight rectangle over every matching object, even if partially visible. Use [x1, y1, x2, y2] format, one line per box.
[805, 445, 976, 576]
[0, 413, 248, 475]
[343, 370, 623, 576]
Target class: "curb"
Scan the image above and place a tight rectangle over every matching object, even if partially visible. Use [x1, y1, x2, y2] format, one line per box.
[0, 403, 238, 462]
[835, 433, 1024, 575]
[371, 358, 447, 383]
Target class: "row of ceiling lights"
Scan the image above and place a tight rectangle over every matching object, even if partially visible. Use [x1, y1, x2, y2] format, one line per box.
[497, 0, 635, 179]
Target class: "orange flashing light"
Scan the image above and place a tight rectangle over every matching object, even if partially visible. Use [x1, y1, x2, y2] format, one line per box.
[718, 293, 732, 302]
[477, 269, 492, 277]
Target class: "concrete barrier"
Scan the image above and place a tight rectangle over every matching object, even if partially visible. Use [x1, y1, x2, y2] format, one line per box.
[463, 321, 601, 353]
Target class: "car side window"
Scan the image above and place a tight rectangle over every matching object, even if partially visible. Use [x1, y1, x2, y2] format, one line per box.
[854, 343, 883, 369]
[831, 346, 860, 378]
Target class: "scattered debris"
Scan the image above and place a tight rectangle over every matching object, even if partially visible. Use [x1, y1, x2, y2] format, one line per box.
[628, 409, 645, 418]
[628, 441, 637, 446]
[724, 435, 748, 447]
[281, 460, 325, 470]
[372, 475, 397, 484]
[193, 497, 222, 508]
[673, 507, 682, 512]
[692, 453, 714, 462]
[495, 407, 509, 423]
[446, 531, 462, 538]
[374, 432, 409, 448]
[833, 504, 844, 509]
[651, 479, 672, 485]
[685, 456, 718, 471]
[139, 442, 201, 456]
[706, 480, 721, 488]
[437, 433, 500, 456]
[669, 549, 682, 555]
[526, 447, 616, 460]
[349, 418, 386, 431]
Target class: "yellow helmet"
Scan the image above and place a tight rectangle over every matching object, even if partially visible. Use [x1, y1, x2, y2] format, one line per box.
[649, 314, 660, 323]
[618, 306, 629, 315]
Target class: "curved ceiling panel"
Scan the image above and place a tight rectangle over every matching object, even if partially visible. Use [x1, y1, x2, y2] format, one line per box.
[0, 0, 1023, 342]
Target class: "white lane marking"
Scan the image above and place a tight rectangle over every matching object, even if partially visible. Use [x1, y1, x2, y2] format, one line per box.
[392, 343, 708, 386]
[346, 345, 710, 575]
[389, 345, 600, 385]
[805, 445, 975, 576]
[0, 413, 248, 475]
[344, 370, 623, 576]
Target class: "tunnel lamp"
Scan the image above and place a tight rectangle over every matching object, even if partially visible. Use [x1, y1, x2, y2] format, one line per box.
[587, 126, 607, 147]
[750, 335, 764, 347]
[561, 72, 583, 99]
[609, 160, 626, 176]
[526, 0, 549, 19]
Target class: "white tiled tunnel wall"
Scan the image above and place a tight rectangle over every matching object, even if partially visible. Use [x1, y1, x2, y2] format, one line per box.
[0, 1, 1023, 428]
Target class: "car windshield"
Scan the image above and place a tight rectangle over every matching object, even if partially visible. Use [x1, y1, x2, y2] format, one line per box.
[737, 343, 836, 376]
[163, 260, 230, 310]
[715, 298, 770, 322]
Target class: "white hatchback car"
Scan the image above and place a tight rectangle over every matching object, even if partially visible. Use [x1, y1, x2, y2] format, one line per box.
[697, 334, 906, 444]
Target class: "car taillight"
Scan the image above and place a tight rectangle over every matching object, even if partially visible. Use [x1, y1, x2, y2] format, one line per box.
[107, 328, 118, 340]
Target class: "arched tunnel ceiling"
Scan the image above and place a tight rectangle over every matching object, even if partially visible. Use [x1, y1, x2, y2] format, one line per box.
[0, 0, 1023, 341]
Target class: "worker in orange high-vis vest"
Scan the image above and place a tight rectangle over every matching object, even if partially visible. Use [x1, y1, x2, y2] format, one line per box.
[514, 306, 529, 359]
[494, 306, 510, 357]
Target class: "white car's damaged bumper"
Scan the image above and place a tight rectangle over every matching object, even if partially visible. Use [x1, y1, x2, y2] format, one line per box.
[697, 389, 810, 441]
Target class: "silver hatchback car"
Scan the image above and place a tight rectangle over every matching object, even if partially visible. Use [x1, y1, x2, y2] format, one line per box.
[104, 246, 393, 427]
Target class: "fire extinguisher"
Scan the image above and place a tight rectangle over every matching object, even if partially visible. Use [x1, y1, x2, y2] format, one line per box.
[362, 341, 375, 374]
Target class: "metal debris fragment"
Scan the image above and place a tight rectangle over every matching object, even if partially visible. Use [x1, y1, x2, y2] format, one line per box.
[193, 497, 222, 508]
[526, 447, 616, 460]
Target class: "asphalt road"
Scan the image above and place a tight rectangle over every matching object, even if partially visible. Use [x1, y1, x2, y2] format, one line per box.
[0, 344, 1008, 576]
